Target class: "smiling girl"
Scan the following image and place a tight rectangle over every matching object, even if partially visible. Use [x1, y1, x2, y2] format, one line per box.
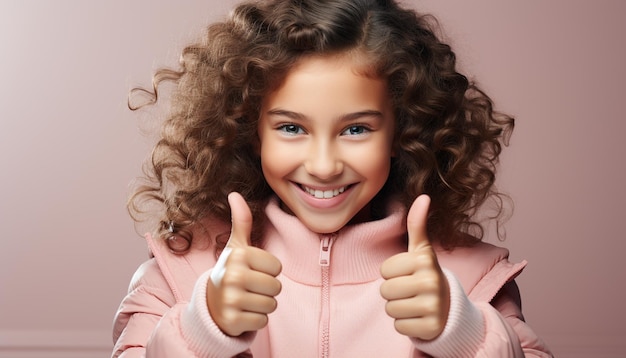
[258, 53, 395, 234]
[112, 0, 552, 357]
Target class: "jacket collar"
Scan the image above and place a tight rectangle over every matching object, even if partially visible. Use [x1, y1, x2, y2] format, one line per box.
[262, 197, 407, 285]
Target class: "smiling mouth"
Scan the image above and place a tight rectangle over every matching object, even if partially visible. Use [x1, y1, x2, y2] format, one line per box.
[301, 185, 349, 199]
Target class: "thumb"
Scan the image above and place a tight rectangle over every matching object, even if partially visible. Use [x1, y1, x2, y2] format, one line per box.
[209, 192, 253, 287]
[227, 192, 253, 248]
[407, 194, 431, 252]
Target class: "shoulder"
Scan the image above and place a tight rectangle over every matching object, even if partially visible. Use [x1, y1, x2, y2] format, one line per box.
[142, 217, 228, 302]
[114, 257, 180, 325]
[436, 241, 527, 302]
[129, 257, 170, 292]
[436, 241, 510, 275]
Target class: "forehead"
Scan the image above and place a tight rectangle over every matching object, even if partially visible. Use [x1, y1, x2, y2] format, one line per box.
[262, 53, 389, 112]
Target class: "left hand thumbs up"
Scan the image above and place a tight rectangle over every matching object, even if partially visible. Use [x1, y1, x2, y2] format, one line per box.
[380, 195, 451, 341]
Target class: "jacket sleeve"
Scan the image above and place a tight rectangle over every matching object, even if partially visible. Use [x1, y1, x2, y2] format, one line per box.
[413, 270, 553, 357]
[488, 280, 553, 357]
[112, 260, 254, 358]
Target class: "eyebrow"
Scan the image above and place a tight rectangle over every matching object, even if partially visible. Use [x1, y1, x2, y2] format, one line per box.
[265, 109, 384, 122]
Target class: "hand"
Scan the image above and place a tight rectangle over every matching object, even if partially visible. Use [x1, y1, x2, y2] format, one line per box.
[380, 195, 450, 341]
[206, 192, 282, 337]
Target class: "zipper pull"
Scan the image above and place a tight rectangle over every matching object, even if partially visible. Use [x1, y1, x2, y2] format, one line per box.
[319, 234, 335, 266]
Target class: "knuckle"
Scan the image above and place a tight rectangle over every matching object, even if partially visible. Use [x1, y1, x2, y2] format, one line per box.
[424, 317, 443, 336]
[414, 253, 434, 267]
[418, 277, 439, 292]
[229, 247, 249, 262]
[421, 300, 438, 316]
[221, 267, 246, 286]
[221, 293, 241, 308]
[221, 308, 240, 327]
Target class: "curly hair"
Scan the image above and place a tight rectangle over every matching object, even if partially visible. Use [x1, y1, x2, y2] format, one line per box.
[128, 0, 514, 253]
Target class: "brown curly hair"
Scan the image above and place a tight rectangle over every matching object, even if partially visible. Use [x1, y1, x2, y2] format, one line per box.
[128, 0, 514, 253]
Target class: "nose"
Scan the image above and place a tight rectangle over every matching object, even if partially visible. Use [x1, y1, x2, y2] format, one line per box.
[303, 139, 343, 180]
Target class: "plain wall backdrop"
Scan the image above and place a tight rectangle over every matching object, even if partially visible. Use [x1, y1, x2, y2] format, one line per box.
[1, 0, 624, 357]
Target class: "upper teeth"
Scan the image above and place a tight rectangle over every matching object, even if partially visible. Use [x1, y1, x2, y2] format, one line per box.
[304, 186, 346, 199]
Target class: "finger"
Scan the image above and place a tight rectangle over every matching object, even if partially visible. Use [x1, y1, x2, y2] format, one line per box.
[380, 252, 415, 279]
[212, 245, 281, 288]
[380, 248, 437, 278]
[236, 293, 279, 315]
[407, 194, 431, 252]
[381, 268, 443, 299]
[394, 316, 442, 341]
[385, 295, 439, 319]
[236, 311, 268, 334]
[220, 309, 270, 337]
[227, 192, 253, 248]
[245, 247, 283, 278]
[242, 269, 282, 297]
[380, 275, 420, 300]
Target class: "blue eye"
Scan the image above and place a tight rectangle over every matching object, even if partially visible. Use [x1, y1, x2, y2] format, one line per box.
[278, 124, 305, 135]
[342, 125, 369, 136]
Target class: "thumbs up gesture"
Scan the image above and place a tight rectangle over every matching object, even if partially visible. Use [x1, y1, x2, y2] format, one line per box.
[206, 192, 282, 337]
[380, 195, 450, 341]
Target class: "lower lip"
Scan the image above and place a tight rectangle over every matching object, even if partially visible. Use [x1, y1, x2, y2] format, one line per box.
[293, 183, 353, 210]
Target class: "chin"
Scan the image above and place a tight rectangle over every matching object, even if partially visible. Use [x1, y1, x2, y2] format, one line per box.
[301, 218, 349, 235]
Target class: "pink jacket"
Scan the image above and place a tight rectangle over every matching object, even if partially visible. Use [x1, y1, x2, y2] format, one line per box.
[112, 198, 552, 357]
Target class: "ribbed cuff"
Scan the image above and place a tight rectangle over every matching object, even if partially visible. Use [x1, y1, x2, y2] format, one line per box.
[413, 269, 485, 357]
[180, 270, 255, 357]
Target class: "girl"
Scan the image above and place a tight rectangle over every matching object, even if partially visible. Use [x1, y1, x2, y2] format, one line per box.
[113, 0, 552, 357]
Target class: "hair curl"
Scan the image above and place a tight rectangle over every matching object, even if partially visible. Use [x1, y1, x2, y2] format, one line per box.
[128, 0, 514, 253]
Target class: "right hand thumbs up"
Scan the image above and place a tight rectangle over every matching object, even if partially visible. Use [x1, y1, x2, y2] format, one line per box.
[206, 192, 282, 337]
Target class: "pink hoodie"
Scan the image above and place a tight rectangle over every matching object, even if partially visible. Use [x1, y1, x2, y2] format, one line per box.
[112, 198, 552, 357]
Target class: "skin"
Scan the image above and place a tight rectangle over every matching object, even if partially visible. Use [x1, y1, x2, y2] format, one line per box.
[380, 195, 450, 341]
[206, 54, 450, 341]
[257, 53, 396, 234]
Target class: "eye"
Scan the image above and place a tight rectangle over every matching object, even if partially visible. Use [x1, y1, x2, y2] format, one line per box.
[341, 125, 369, 136]
[277, 124, 305, 135]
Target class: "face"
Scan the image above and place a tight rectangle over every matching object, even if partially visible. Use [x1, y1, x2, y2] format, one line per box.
[258, 54, 395, 234]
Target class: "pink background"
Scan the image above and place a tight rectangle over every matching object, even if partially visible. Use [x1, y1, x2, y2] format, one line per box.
[1, 0, 624, 357]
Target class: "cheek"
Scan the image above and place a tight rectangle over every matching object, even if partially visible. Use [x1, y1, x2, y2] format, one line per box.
[260, 140, 294, 177]
[367, 156, 392, 185]
[353, 143, 393, 182]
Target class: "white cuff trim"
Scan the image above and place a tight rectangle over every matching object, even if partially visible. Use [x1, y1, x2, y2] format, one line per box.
[413, 268, 485, 357]
[180, 270, 255, 357]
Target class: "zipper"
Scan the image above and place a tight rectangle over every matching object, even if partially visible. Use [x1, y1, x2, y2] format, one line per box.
[319, 234, 335, 358]
[319, 234, 334, 266]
